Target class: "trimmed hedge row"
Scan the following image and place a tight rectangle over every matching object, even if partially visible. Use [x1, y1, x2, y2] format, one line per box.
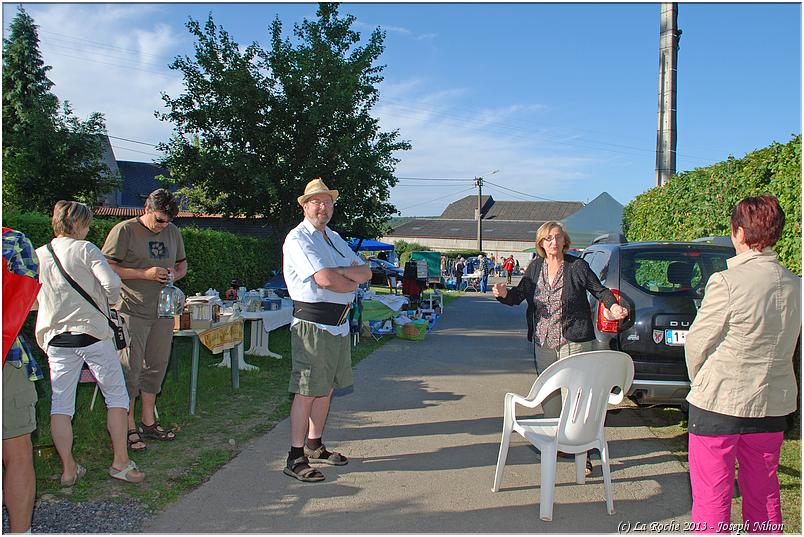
[623, 134, 801, 275]
[2, 211, 280, 294]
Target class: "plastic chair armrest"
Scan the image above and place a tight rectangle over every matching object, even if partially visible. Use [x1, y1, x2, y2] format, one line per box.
[508, 392, 541, 409]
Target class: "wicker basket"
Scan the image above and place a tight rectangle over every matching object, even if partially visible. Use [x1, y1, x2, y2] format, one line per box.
[394, 319, 428, 341]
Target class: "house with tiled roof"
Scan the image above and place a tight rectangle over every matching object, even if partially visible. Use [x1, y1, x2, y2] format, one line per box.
[382, 193, 623, 265]
[96, 136, 272, 239]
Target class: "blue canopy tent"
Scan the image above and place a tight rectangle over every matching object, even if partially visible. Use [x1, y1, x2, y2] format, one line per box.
[347, 238, 395, 252]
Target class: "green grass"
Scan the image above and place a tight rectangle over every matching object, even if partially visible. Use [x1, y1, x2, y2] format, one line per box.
[640, 406, 801, 534]
[26, 285, 460, 513]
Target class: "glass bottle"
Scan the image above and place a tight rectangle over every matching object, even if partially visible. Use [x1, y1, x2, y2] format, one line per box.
[157, 272, 186, 318]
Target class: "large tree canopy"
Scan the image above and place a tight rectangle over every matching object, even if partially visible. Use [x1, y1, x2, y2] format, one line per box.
[2, 7, 115, 213]
[157, 3, 410, 241]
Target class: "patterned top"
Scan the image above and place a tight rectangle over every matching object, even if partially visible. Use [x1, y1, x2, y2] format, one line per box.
[533, 260, 565, 349]
[3, 229, 43, 380]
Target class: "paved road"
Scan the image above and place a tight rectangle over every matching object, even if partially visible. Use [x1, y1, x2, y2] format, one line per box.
[144, 291, 693, 533]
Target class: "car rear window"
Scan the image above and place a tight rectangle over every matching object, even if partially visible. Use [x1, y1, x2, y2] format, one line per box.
[621, 248, 731, 296]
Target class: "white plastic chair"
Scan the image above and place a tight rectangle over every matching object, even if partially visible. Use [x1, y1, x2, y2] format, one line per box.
[491, 350, 634, 521]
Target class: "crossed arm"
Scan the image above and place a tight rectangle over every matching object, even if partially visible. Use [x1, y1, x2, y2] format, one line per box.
[313, 261, 372, 293]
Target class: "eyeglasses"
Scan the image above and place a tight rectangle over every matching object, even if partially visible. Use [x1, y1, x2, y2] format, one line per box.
[542, 234, 562, 242]
[153, 214, 171, 224]
[307, 198, 334, 207]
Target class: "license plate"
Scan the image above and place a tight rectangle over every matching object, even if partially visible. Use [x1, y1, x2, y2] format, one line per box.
[665, 329, 687, 346]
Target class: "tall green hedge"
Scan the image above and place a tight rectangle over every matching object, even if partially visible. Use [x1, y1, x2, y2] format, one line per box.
[623, 134, 801, 275]
[2, 211, 280, 294]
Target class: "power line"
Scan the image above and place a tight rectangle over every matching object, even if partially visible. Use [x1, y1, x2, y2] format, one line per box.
[108, 135, 159, 147]
[483, 179, 562, 203]
[394, 176, 473, 182]
[45, 49, 172, 77]
[35, 29, 717, 164]
[483, 183, 536, 202]
[40, 38, 171, 72]
[394, 183, 476, 188]
[380, 100, 714, 162]
[110, 144, 163, 158]
[397, 186, 475, 212]
[39, 29, 174, 62]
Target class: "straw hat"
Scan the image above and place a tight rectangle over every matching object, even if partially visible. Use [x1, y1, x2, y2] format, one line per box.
[297, 178, 339, 206]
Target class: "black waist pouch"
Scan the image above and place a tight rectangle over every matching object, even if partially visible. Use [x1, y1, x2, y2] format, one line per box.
[292, 300, 351, 326]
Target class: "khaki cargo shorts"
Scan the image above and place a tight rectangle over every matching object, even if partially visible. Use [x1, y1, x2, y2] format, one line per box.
[289, 321, 352, 397]
[3, 361, 38, 439]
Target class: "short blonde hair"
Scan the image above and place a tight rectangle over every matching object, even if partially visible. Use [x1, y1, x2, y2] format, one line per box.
[52, 201, 92, 238]
[534, 221, 571, 258]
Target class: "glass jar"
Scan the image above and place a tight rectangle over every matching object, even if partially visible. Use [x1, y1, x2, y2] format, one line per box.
[157, 272, 186, 318]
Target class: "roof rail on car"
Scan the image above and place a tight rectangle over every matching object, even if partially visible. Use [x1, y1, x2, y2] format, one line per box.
[591, 233, 627, 245]
[691, 236, 732, 246]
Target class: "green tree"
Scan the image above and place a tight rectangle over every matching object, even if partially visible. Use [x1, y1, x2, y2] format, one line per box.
[158, 3, 410, 243]
[2, 7, 116, 213]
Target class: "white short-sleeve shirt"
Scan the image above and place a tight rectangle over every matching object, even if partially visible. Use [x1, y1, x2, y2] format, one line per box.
[282, 219, 365, 336]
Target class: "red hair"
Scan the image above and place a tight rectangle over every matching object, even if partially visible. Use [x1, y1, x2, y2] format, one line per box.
[730, 195, 785, 250]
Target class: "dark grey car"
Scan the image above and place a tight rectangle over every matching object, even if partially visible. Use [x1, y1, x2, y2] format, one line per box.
[580, 238, 735, 406]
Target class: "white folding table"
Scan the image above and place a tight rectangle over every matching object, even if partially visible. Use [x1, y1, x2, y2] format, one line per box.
[240, 300, 293, 359]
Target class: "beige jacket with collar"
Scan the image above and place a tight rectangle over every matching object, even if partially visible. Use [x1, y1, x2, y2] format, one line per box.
[685, 248, 801, 418]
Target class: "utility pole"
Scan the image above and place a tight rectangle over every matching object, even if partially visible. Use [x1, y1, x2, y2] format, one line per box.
[475, 176, 483, 251]
[656, 3, 681, 186]
[473, 170, 497, 252]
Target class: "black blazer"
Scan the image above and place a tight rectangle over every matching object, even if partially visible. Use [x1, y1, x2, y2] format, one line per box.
[496, 254, 618, 343]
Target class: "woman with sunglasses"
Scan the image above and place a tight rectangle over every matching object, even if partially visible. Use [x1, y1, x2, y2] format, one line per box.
[101, 189, 187, 451]
[493, 220, 628, 476]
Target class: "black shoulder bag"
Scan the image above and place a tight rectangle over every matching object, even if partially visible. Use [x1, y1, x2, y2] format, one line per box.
[46, 242, 130, 350]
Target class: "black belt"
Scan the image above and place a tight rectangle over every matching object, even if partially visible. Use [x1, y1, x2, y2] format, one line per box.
[292, 300, 351, 326]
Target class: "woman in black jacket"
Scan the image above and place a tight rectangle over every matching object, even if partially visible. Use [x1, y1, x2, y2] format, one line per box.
[493, 221, 628, 474]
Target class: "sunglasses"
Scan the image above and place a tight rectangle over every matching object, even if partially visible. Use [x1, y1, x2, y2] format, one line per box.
[153, 215, 171, 224]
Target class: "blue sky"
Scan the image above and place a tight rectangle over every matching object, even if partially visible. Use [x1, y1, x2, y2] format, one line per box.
[4, 2, 801, 216]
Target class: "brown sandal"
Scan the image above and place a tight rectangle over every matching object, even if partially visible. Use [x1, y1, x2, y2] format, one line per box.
[283, 456, 325, 482]
[304, 444, 348, 466]
[127, 429, 147, 451]
[139, 422, 176, 441]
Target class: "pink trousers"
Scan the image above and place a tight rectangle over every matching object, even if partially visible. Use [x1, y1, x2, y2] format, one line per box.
[688, 432, 784, 534]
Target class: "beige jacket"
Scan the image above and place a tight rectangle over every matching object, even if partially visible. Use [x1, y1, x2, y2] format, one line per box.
[35, 237, 122, 349]
[685, 248, 801, 418]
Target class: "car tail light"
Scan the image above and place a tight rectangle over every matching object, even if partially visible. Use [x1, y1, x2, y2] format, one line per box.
[597, 289, 621, 333]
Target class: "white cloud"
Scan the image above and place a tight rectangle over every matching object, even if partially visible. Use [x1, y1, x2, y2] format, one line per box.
[375, 79, 594, 215]
[11, 4, 187, 162]
[353, 20, 436, 42]
[2, 4, 617, 214]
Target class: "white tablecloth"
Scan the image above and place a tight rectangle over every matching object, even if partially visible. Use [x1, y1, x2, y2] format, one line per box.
[240, 300, 293, 332]
[361, 293, 408, 312]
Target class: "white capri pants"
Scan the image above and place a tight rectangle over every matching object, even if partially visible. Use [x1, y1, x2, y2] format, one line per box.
[47, 338, 130, 417]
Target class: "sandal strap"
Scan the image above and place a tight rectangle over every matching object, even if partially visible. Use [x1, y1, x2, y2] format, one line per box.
[288, 455, 310, 469]
[140, 421, 175, 439]
[306, 445, 327, 459]
[141, 421, 171, 432]
[288, 456, 322, 478]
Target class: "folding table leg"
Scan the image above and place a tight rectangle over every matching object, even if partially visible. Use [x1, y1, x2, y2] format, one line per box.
[189, 335, 200, 416]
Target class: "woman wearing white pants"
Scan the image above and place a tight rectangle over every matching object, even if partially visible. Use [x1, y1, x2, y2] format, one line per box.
[35, 201, 144, 485]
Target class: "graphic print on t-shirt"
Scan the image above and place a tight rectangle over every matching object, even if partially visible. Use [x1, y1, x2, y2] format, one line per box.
[149, 241, 168, 259]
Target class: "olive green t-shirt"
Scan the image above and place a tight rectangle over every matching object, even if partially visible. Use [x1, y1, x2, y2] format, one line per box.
[101, 217, 186, 319]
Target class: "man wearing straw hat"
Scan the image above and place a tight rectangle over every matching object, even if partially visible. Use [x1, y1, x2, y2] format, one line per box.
[281, 178, 372, 482]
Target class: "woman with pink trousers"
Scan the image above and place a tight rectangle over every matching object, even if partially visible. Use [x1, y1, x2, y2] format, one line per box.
[685, 195, 800, 534]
